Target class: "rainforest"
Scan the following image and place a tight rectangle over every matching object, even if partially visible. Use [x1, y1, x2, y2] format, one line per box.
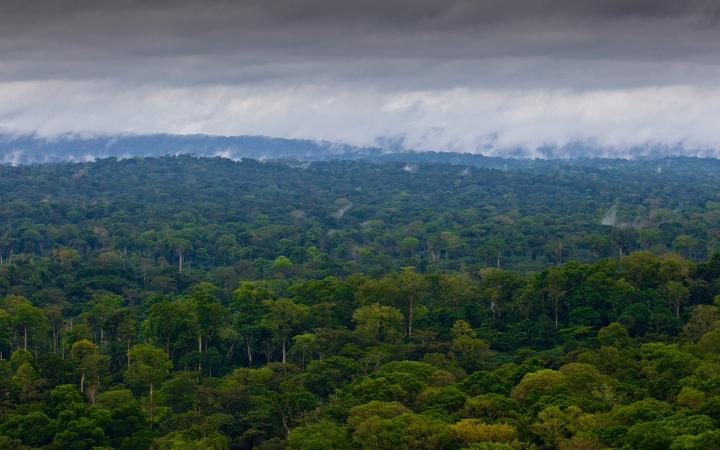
[1, 156, 720, 449]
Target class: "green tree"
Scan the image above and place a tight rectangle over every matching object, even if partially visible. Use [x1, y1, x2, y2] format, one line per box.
[286, 419, 352, 450]
[353, 303, 404, 344]
[4, 295, 47, 352]
[0, 411, 56, 447]
[70, 339, 107, 403]
[397, 269, 429, 336]
[262, 298, 309, 364]
[12, 362, 45, 402]
[545, 268, 567, 329]
[125, 343, 172, 426]
[665, 281, 689, 319]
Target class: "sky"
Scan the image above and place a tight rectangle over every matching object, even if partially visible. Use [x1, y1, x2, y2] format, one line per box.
[1, 0, 720, 156]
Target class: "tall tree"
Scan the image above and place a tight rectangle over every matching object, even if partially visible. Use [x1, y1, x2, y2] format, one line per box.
[262, 298, 309, 364]
[4, 296, 47, 353]
[70, 339, 106, 403]
[125, 343, 172, 426]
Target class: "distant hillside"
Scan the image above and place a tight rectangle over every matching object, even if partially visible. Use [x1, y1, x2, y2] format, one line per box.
[0, 133, 385, 165]
[1, 133, 717, 166]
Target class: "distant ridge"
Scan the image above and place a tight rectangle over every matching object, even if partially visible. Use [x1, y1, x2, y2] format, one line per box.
[0, 133, 385, 165]
[1, 133, 718, 166]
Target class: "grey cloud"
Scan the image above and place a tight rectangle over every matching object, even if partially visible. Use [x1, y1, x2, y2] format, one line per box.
[1, 0, 720, 154]
[2, 1, 718, 80]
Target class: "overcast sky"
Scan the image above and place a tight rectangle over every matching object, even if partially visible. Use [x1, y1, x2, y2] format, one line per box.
[1, 0, 720, 156]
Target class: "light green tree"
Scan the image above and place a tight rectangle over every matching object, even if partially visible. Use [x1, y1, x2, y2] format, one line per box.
[70, 339, 107, 404]
[125, 343, 172, 426]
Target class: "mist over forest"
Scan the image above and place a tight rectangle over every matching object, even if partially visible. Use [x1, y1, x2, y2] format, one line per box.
[2, 133, 718, 165]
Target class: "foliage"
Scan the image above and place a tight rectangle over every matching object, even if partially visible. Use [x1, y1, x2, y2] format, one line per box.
[0, 156, 718, 448]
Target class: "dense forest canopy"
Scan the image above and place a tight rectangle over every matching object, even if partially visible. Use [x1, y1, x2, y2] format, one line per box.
[1, 155, 720, 275]
[1, 156, 720, 449]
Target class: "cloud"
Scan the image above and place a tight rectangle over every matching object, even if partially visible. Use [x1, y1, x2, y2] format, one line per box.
[1, 1, 719, 155]
[2, 80, 720, 156]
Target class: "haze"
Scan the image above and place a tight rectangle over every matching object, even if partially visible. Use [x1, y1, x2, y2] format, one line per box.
[2, 0, 720, 156]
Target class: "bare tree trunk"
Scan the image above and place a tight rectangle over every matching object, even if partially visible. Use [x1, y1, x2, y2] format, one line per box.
[225, 342, 236, 365]
[558, 241, 563, 265]
[408, 297, 414, 336]
[246, 340, 253, 365]
[198, 335, 202, 372]
[263, 340, 272, 362]
[149, 383, 155, 427]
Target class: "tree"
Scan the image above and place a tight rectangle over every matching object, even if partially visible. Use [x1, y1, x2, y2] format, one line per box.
[448, 419, 517, 447]
[166, 231, 191, 274]
[290, 333, 316, 369]
[304, 356, 361, 397]
[286, 419, 352, 450]
[511, 369, 565, 402]
[232, 281, 274, 365]
[683, 305, 720, 340]
[0, 411, 55, 447]
[534, 406, 573, 448]
[125, 343, 172, 426]
[186, 283, 226, 372]
[397, 269, 429, 336]
[665, 281, 689, 319]
[450, 320, 493, 372]
[545, 268, 567, 329]
[597, 322, 630, 348]
[399, 236, 420, 258]
[70, 339, 106, 403]
[12, 362, 46, 402]
[144, 299, 191, 359]
[479, 268, 519, 320]
[451, 335, 493, 373]
[351, 413, 452, 450]
[4, 295, 47, 353]
[352, 303, 404, 344]
[347, 401, 411, 430]
[698, 329, 720, 354]
[262, 298, 309, 364]
[82, 293, 123, 351]
[52, 416, 107, 450]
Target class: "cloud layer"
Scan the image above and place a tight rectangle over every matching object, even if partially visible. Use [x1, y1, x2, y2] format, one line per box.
[1, 0, 719, 155]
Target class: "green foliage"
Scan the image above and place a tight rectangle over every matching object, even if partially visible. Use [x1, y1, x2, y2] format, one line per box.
[0, 157, 718, 448]
[286, 420, 352, 450]
[0, 411, 56, 447]
[125, 344, 172, 392]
